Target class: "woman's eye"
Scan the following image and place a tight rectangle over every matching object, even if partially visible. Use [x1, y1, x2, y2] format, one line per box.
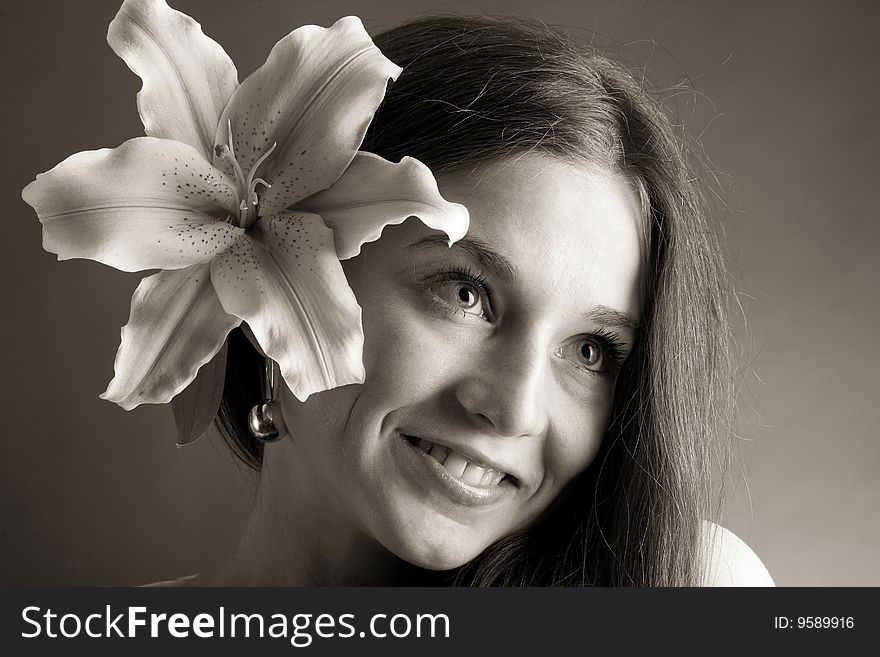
[420, 269, 493, 321]
[557, 338, 607, 375]
[453, 283, 480, 310]
[578, 341, 603, 368]
[435, 281, 487, 318]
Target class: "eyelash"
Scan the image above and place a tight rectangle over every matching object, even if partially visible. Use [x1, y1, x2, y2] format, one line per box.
[420, 266, 628, 379]
[560, 329, 627, 379]
[422, 265, 496, 321]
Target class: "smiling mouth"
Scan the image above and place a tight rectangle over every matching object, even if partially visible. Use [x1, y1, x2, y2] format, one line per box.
[402, 435, 516, 487]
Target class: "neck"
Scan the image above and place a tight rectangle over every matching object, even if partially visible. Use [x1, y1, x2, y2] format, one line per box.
[205, 437, 444, 586]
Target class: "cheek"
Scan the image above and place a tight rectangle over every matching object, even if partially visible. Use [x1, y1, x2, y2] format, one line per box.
[279, 384, 360, 450]
[542, 397, 611, 491]
[356, 282, 457, 406]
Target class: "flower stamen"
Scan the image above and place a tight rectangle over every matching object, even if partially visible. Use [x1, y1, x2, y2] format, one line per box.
[214, 122, 278, 229]
[214, 120, 248, 194]
[246, 144, 277, 198]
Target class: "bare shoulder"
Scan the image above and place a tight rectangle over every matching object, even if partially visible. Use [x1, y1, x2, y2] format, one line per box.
[701, 521, 775, 587]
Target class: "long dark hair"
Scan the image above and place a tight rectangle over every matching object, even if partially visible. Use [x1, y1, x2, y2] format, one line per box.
[217, 16, 732, 586]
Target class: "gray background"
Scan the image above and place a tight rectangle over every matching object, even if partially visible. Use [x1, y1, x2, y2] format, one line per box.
[1, 0, 877, 586]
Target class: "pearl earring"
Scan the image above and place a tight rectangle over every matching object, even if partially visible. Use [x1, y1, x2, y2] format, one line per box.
[248, 358, 286, 442]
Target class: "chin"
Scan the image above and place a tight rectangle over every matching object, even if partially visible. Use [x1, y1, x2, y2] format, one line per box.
[348, 431, 523, 572]
[356, 480, 517, 573]
[376, 519, 499, 572]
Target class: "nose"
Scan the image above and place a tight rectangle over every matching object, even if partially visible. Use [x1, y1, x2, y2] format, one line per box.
[453, 332, 548, 438]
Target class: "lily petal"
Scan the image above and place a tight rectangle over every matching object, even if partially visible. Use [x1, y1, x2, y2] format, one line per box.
[108, 0, 239, 159]
[22, 137, 243, 272]
[211, 212, 364, 401]
[298, 152, 470, 260]
[101, 264, 241, 410]
[214, 16, 402, 215]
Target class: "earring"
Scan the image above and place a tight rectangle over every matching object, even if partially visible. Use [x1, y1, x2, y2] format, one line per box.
[248, 358, 287, 442]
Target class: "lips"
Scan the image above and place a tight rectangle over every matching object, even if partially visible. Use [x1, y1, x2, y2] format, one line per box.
[403, 435, 513, 487]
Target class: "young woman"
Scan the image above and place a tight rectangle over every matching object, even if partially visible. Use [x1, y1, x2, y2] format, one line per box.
[23, 1, 772, 586]
[206, 17, 773, 586]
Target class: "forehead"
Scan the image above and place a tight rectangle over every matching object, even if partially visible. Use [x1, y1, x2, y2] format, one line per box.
[433, 156, 645, 320]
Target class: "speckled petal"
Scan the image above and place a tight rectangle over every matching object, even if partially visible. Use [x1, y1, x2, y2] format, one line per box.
[213, 16, 401, 215]
[101, 263, 241, 410]
[108, 0, 239, 159]
[298, 152, 470, 259]
[22, 137, 242, 272]
[210, 212, 364, 401]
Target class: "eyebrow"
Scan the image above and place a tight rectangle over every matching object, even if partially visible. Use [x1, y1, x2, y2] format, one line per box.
[408, 234, 639, 334]
[408, 234, 517, 283]
[583, 305, 639, 334]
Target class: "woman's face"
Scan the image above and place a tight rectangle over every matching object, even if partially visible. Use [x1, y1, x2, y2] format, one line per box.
[276, 155, 645, 569]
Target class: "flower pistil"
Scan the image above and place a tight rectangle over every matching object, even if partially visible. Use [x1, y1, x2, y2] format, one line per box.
[214, 120, 277, 229]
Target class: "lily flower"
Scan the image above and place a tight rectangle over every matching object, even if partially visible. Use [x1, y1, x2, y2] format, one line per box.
[21, 0, 468, 425]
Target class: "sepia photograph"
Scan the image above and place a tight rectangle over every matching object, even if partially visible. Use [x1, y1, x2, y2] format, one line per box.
[1, 0, 877, 594]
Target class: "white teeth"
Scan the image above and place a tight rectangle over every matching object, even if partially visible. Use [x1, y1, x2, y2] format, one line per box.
[460, 464, 487, 486]
[443, 453, 469, 478]
[408, 435, 507, 486]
